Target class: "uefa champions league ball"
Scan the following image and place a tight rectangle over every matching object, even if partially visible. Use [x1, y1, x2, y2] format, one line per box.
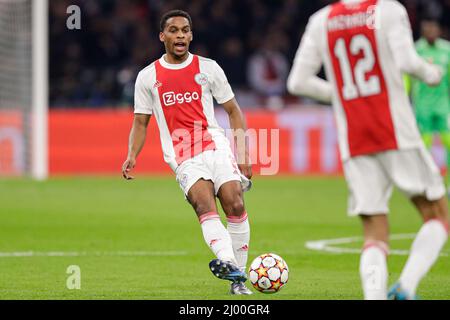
[248, 253, 289, 293]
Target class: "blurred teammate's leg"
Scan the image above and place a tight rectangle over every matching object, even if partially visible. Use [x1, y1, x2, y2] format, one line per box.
[384, 147, 448, 299]
[396, 196, 449, 298]
[360, 215, 389, 300]
[344, 155, 391, 300]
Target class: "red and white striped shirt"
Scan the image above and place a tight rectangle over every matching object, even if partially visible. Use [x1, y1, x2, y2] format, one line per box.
[134, 53, 234, 171]
[288, 0, 441, 160]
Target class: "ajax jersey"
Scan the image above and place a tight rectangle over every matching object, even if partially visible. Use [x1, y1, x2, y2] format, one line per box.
[291, 0, 424, 160]
[327, 0, 396, 156]
[134, 53, 235, 171]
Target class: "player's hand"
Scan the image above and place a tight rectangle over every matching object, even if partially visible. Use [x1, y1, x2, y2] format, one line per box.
[239, 163, 252, 180]
[425, 64, 443, 87]
[122, 157, 136, 180]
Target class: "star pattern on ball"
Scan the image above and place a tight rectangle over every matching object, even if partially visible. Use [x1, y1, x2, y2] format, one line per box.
[271, 279, 282, 291]
[249, 253, 289, 294]
[276, 259, 286, 272]
[256, 267, 268, 278]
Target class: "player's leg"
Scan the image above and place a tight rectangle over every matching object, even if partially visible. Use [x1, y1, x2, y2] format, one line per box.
[186, 178, 247, 286]
[217, 182, 252, 294]
[217, 181, 250, 273]
[186, 179, 237, 264]
[211, 148, 252, 294]
[359, 214, 390, 300]
[344, 155, 391, 300]
[384, 147, 449, 299]
[393, 196, 449, 299]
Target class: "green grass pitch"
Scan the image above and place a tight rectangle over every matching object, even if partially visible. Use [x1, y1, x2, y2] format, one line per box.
[0, 176, 448, 299]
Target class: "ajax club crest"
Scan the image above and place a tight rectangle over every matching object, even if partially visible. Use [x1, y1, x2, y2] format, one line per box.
[194, 73, 208, 86]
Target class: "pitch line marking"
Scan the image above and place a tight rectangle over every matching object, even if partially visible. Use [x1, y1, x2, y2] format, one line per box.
[305, 233, 448, 257]
[0, 250, 188, 258]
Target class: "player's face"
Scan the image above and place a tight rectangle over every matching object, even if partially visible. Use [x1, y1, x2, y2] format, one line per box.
[421, 21, 440, 45]
[160, 17, 193, 60]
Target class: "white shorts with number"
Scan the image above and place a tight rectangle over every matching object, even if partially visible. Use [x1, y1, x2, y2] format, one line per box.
[175, 148, 242, 197]
[343, 147, 446, 216]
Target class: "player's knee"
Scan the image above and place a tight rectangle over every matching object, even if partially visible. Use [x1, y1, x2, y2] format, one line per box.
[416, 196, 448, 221]
[224, 199, 245, 217]
[191, 200, 216, 217]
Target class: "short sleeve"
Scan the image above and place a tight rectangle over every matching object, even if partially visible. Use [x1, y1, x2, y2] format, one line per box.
[134, 71, 153, 115]
[210, 62, 235, 104]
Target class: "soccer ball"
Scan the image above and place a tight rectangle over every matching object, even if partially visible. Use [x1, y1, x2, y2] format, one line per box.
[248, 253, 289, 293]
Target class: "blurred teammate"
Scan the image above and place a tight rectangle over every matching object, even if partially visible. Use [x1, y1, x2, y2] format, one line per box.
[404, 18, 450, 186]
[122, 10, 253, 295]
[288, 0, 449, 299]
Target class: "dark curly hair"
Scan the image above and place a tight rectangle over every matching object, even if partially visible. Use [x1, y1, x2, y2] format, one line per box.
[160, 10, 193, 32]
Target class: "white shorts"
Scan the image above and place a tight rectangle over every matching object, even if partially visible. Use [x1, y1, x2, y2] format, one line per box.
[343, 147, 446, 216]
[175, 148, 242, 197]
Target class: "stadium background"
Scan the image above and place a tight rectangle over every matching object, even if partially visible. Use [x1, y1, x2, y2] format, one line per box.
[5, 0, 449, 176]
[0, 0, 450, 300]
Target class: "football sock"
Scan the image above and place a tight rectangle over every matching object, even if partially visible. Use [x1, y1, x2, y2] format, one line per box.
[199, 212, 237, 264]
[359, 241, 389, 300]
[399, 219, 449, 298]
[227, 212, 250, 272]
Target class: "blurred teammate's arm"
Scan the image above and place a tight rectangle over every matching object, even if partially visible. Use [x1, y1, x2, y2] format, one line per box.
[386, 2, 441, 86]
[122, 71, 153, 180]
[287, 16, 332, 104]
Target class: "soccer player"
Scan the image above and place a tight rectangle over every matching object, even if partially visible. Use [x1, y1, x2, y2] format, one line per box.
[405, 18, 450, 186]
[287, 0, 449, 300]
[122, 10, 253, 295]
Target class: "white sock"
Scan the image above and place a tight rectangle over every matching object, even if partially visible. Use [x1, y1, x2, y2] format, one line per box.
[227, 213, 250, 272]
[359, 241, 389, 300]
[399, 219, 449, 298]
[199, 212, 237, 264]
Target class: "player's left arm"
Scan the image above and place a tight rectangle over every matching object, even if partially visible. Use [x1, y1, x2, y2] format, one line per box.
[221, 98, 252, 179]
[211, 61, 252, 179]
[287, 14, 332, 104]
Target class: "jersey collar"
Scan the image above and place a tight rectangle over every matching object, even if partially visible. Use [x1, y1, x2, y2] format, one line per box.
[159, 52, 193, 70]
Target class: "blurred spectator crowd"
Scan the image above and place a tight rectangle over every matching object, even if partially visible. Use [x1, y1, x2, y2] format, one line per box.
[50, 0, 450, 108]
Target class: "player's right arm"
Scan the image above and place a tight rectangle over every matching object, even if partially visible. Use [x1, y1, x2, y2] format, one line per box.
[385, 1, 442, 86]
[122, 114, 151, 180]
[122, 70, 154, 180]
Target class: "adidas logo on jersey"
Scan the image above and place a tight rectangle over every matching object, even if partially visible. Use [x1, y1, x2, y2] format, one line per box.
[162, 91, 200, 106]
[153, 80, 162, 89]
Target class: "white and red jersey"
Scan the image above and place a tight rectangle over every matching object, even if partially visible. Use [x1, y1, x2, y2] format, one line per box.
[288, 0, 439, 160]
[134, 53, 234, 171]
